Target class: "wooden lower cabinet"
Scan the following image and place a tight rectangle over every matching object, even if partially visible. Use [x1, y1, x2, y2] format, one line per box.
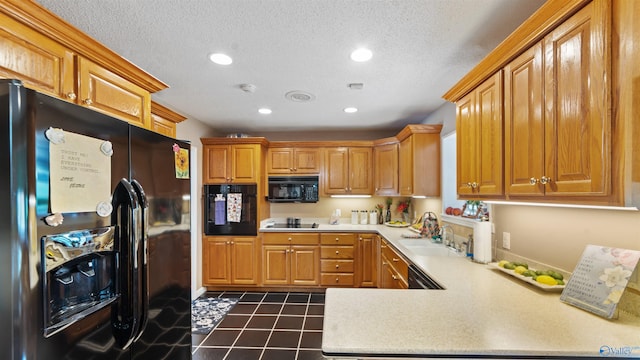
[262, 233, 320, 286]
[380, 239, 408, 289]
[203, 236, 258, 286]
[320, 233, 356, 286]
[357, 233, 379, 287]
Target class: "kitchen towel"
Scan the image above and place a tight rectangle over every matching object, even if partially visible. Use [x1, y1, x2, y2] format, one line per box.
[214, 194, 225, 225]
[473, 221, 492, 264]
[227, 193, 242, 222]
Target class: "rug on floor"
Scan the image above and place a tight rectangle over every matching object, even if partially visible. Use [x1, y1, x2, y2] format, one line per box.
[191, 297, 238, 334]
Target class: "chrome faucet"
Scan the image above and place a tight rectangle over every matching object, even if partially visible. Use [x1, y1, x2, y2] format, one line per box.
[440, 224, 455, 248]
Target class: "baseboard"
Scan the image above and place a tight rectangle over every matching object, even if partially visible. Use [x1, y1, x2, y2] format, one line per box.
[192, 286, 207, 300]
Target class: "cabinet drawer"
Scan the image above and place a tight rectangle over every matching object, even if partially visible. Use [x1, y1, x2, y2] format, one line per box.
[262, 232, 319, 245]
[321, 273, 355, 286]
[321, 259, 354, 273]
[321, 246, 354, 259]
[320, 233, 356, 245]
[381, 242, 408, 278]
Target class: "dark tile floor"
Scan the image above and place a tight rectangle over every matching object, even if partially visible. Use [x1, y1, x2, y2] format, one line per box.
[192, 291, 325, 360]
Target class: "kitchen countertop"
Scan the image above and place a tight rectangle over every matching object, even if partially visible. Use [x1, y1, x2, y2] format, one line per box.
[260, 219, 640, 358]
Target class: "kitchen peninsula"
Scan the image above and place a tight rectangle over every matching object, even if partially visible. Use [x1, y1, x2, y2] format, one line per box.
[259, 221, 640, 358]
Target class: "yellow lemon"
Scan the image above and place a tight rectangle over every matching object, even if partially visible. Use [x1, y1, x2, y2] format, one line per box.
[536, 275, 558, 286]
[497, 260, 509, 268]
[514, 266, 527, 275]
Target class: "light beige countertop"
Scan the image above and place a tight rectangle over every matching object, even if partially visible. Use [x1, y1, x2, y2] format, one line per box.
[260, 219, 640, 358]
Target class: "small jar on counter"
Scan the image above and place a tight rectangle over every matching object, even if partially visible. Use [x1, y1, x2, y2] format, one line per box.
[360, 210, 368, 224]
[351, 210, 359, 225]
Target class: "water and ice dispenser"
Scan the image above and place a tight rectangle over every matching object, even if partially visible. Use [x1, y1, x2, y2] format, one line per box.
[41, 226, 118, 337]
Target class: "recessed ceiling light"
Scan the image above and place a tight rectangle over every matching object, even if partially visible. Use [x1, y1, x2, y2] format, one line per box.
[344, 107, 358, 113]
[209, 53, 233, 65]
[350, 48, 372, 62]
[258, 108, 272, 115]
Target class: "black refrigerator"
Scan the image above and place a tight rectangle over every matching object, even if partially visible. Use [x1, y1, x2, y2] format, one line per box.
[0, 79, 192, 359]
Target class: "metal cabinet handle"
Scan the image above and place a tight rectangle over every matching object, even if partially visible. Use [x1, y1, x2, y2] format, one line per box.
[335, 264, 339, 269]
[83, 98, 93, 105]
[335, 277, 339, 283]
[540, 176, 552, 185]
[392, 258, 399, 262]
[530, 177, 539, 185]
[66, 92, 77, 100]
[392, 275, 397, 280]
[335, 250, 339, 254]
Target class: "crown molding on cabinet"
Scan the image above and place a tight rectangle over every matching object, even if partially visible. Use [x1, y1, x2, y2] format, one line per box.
[0, 0, 168, 93]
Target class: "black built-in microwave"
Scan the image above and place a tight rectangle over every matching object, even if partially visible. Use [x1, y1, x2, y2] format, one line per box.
[267, 176, 319, 203]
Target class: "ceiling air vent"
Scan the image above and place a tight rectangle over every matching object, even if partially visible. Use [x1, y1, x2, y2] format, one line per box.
[285, 90, 315, 103]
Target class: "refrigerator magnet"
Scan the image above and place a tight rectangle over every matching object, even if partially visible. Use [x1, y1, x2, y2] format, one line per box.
[173, 144, 190, 179]
[96, 201, 113, 217]
[44, 213, 64, 227]
[45, 127, 65, 144]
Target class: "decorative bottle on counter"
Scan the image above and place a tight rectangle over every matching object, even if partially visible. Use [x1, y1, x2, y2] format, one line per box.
[385, 208, 391, 223]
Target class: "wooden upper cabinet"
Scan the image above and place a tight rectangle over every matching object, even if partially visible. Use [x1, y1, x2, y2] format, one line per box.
[78, 57, 151, 129]
[373, 142, 399, 196]
[457, 71, 504, 198]
[0, 2, 168, 133]
[542, 1, 609, 197]
[324, 147, 373, 195]
[505, 1, 610, 199]
[0, 14, 75, 99]
[397, 125, 442, 197]
[267, 147, 320, 174]
[504, 42, 545, 196]
[151, 101, 187, 139]
[203, 143, 261, 184]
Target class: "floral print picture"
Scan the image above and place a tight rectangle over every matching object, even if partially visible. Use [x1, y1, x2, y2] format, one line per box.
[173, 144, 190, 179]
[560, 245, 640, 319]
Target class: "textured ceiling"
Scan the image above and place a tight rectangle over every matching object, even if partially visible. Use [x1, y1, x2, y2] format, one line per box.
[35, 0, 545, 134]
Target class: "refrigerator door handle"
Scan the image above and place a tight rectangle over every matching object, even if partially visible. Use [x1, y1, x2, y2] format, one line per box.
[111, 178, 141, 349]
[131, 179, 149, 342]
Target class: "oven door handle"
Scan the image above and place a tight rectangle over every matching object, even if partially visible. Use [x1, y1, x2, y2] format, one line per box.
[111, 178, 141, 349]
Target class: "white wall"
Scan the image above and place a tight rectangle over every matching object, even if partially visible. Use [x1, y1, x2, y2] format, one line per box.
[176, 119, 218, 299]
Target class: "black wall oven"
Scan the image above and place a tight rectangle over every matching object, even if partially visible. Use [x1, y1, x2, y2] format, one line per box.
[204, 184, 257, 236]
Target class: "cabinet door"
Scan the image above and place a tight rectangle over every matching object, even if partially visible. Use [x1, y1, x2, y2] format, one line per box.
[268, 148, 294, 174]
[230, 237, 258, 285]
[374, 143, 399, 195]
[398, 137, 413, 195]
[231, 144, 259, 183]
[324, 148, 350, 194]
[456, 91, 478, 196]
[203, 145, 230, 183]
[0, 16, 75, 100]
[476, 72, 504, 195]
[151, 113, 176, 138]
[543, 2, 609, 196]
[290, 245, 320, 286]
[504, 42, 545, 195]
[293, 148, 320, 173]
[77, 57, 151, 128]
[262, 245, 289, 285]
[357, 234, 378, 288]
[203, 237, 231, 285]
[349, 147, 373, 194]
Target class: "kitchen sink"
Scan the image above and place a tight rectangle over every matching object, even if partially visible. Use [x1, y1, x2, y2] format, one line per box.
[398, 239, 462, 257]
